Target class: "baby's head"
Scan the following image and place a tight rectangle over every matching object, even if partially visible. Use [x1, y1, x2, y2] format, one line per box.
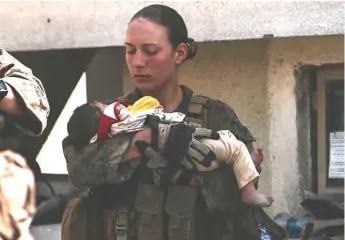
[67, 101, 106, 149]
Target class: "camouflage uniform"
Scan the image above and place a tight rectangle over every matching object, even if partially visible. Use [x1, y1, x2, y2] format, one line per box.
[0, 151, 36, 240]
[0, 49, 50, 240]
[62, 86, 285, 240]
[0, 48, 50, 150]
[124, 86, 260, 240]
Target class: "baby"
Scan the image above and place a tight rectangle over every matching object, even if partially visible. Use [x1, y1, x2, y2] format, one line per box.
[67, 97, 273, 207]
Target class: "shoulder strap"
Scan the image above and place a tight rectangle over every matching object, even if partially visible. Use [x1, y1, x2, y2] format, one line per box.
[187, 95, 210, 128]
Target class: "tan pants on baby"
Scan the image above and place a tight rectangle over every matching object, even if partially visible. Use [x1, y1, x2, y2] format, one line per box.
[200, 130, 259, 189]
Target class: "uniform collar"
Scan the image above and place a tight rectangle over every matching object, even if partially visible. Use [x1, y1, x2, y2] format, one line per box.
[124, 85, 193, 114]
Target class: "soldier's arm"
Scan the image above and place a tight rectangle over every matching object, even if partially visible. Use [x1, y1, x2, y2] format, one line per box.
[206, 99, 263, 172]
[0, 49, 50, 136]
[206, 99, 255, 152]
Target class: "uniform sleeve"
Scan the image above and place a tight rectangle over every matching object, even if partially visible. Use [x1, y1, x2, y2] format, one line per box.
[206, 99, 255, 152]
[0, 48, 50, 136]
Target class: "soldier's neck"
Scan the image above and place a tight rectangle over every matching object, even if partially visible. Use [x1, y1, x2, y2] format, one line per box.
[142, 82, 182, 113]
[159, 86, 183, 113]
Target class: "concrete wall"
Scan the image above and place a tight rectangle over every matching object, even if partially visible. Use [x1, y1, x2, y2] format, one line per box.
[123, 34, 344, 216]
[1, 1, 343, 51]
[266, 35, 344, 215]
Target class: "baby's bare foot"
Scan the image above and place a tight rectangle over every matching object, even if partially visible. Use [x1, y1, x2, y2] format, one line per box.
[241, 183, 274, 207]
[242, 191, 274, 207]
[262, 196, 274, 207]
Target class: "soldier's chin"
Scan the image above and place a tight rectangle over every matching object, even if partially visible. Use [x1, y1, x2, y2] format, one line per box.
[135, 82, 158, 93]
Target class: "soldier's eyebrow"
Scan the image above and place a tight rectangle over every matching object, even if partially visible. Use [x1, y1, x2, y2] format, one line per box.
[124, 42, 158, 47]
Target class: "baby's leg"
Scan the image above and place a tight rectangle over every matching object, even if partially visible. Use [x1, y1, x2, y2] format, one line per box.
[200, 130, 273, 207]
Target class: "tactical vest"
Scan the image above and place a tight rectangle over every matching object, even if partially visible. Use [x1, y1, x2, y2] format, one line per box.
[101, 94, 208, 240]
[103, 94, 287, 240]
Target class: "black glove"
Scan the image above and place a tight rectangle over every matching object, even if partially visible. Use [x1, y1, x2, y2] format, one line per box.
[163, 123, 195, 167]
[136, 126, 219, 169]
[143, 115, 220, 168]
[135, 140, 195, 186]
[187, 127, 219, 168]
[135, 140, 174, 186]
[135, 140, 168, 169]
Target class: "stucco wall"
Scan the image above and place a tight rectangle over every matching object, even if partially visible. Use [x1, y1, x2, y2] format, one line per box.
[123, 34, 344, 216]
[1, 1, 343, 51]
[266, 35, 344, 216]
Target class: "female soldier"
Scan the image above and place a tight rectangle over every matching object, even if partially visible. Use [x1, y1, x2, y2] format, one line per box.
[62, 4, 284, 240]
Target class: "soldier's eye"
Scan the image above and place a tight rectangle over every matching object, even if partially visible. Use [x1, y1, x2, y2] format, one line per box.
[126, 49, 136, 55]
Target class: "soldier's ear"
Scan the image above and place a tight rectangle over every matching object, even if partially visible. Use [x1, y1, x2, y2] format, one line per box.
[174, 43, 188, 65]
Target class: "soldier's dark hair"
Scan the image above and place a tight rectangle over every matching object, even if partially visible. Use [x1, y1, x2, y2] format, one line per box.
[130, 4, 197, 60]
[67, 103, 102, 149]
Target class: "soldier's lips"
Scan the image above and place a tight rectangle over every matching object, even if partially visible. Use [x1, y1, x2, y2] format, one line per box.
[133, 75, 152, 82]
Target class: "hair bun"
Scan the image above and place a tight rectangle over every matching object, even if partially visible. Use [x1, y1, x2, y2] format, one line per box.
[185, 38, 197, 60]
